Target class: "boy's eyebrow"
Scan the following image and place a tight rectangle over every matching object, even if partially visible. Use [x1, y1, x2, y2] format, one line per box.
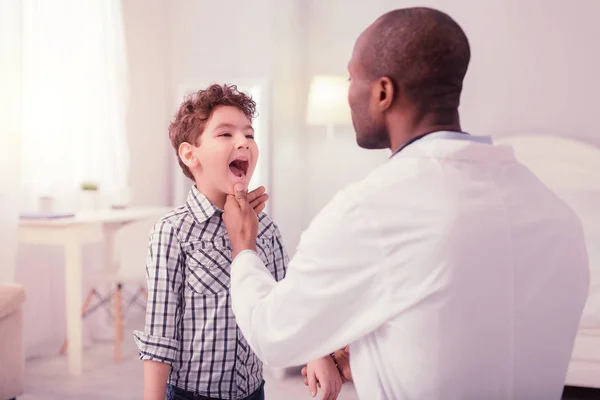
[213, 123, 254, 132]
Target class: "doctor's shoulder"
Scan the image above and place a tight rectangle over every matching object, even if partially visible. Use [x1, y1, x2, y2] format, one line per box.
[306, 178, 382, 225]
[307, 163, 428, 225]
[342, 162, 420, 200]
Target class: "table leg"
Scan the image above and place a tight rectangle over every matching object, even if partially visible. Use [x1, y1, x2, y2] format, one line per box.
[104, 226, 118, 273]
[64, 242, 83, 375]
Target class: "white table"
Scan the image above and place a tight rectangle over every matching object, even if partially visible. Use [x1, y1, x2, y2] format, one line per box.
[18, 207, 170, 375]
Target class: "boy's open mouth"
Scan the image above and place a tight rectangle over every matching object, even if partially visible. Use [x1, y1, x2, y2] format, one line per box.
[229, 159, 249, 178]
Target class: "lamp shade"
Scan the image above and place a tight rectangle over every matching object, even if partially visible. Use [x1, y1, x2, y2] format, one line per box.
[306, 75, 352, 126]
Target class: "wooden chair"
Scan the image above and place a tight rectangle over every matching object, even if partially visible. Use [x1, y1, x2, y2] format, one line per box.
[60, 217, 157, 363]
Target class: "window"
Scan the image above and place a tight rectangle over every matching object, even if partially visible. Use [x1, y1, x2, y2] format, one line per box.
[16, 0, 129, 212]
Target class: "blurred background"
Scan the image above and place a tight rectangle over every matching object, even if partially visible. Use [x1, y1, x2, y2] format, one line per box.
[1, 0, 599, 399]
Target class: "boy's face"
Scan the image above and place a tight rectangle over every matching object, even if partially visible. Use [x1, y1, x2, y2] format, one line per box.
[181, 105, 258, 196]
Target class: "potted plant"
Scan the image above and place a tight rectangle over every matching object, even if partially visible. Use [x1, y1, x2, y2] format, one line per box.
[80, 182, 100, 211]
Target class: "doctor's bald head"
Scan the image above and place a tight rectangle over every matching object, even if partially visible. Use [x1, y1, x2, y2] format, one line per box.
[347, 7, 471, 150]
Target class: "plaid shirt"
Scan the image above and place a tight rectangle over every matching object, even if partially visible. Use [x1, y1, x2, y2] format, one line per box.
[133, 186, 288, 399]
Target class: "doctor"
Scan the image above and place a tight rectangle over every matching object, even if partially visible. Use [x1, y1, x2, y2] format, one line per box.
[223, 7, 589, 400]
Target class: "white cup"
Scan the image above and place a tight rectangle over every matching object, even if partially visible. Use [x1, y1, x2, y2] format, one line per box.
[38, 196, 54, 213]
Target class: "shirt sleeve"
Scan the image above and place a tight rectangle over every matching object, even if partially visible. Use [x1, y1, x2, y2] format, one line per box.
[230, 190, 392, 368]
[133, 219, 183, 364]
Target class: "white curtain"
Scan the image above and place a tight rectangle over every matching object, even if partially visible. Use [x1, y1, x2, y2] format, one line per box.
[0, 0, 22, 283]
[4, 0, 130, 358]
[20, 0, 130, 211]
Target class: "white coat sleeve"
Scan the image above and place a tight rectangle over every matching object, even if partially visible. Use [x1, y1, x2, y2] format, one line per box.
[230, 190, 391, 368]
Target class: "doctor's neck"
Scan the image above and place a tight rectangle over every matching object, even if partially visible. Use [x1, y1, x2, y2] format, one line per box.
[387, 107, 463, 152]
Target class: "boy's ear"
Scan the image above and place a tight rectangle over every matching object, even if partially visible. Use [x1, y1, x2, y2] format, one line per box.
[179, 142, 200, 168]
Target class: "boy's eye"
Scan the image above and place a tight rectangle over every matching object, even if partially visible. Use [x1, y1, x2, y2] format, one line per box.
[220, 133, 232, 137]
[246, 135, 254, 139]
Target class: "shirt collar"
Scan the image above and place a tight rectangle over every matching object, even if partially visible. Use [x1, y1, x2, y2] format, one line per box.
[390, 131, 493, 159]
[186, 185, 220, 224]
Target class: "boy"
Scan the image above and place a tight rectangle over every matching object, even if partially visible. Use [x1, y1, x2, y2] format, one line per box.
[133, 84, 342, 400]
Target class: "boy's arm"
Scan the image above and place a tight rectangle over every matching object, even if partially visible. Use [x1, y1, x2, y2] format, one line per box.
[133, 220, 184, 399]
[143, 360, 171, 400]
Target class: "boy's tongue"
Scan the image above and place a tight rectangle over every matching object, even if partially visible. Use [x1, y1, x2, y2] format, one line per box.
[229, 161, 246, 178]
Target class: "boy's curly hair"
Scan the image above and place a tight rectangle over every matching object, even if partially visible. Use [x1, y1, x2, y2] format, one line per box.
[169, 83, 257, 180]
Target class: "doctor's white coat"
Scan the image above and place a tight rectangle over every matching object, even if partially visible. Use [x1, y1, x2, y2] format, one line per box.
[231, 135, 589, 400]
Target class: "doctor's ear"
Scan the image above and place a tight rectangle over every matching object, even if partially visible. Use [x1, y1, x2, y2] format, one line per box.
[179, 142, 200, 168]
[374, 76, 395, 112]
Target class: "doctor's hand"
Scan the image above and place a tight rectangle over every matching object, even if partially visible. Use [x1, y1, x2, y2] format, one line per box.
[303, 347, 352, 386]
[223, 184, 258, 258]
[333, 346, 352, 383]
[247, 186, 269, 215]
[301, 356, 342, 400]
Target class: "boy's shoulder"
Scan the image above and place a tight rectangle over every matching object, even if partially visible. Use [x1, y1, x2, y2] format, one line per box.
[256, 211, 281, 240]
[150, 204, 194, 237]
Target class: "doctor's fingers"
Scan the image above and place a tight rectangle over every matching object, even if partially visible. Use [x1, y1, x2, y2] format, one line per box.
[250, 193, 268, 214]
[247, 186, 266, 200]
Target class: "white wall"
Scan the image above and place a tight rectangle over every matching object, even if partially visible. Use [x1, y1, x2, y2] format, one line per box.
[168, 0, 274, 86]
[163, 0, 310, 251]
[303, 0, 600, 218]
[267, 0, 310, 251]
[123, 0, 171, 207]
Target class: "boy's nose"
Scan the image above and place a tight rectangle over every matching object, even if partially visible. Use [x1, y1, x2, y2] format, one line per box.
[235, 136, 250, 149]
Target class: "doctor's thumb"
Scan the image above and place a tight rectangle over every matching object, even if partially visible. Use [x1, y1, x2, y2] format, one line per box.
[234, 184, 248, 201]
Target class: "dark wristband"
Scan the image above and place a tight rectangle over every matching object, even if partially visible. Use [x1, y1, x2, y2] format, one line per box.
[330, 352, 343, 378]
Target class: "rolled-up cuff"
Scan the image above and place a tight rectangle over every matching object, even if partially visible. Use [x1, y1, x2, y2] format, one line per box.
[133, 330, 179, 364]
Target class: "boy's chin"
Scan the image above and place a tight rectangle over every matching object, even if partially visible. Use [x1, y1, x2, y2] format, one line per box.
[226, 176, 251, 194]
